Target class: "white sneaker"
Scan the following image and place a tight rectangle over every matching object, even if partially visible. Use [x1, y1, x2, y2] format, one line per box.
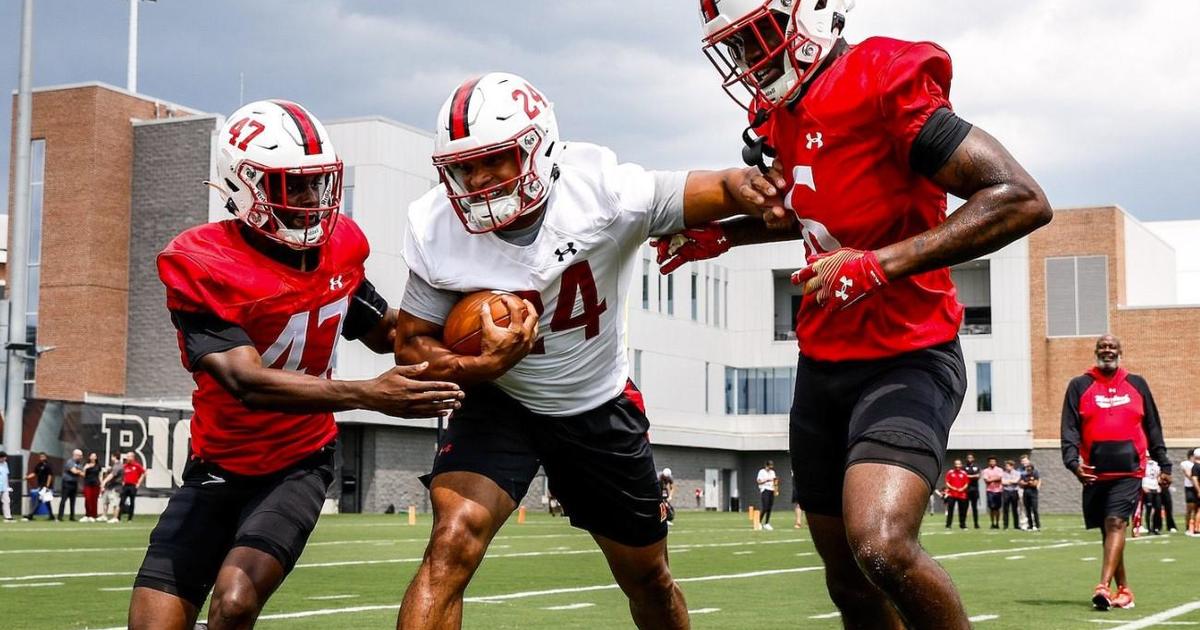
[108, 517, 119, 523]
[762, 523, 774, 531]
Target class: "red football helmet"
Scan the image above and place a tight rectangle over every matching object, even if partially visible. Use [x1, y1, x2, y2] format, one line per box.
[214, 100, 343, 249]
[700, 0, 853, 112]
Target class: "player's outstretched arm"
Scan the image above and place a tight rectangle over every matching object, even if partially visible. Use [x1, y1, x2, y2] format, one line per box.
[874, 126, 1052, 280]
[653, 164, 803, 274]
[196, 345, 462, 418]
[393, 295, 539, 386]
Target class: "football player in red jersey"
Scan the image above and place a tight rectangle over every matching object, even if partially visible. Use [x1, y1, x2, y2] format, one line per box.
[127, 100, 464, 630]
[655, 2, 1054, 628]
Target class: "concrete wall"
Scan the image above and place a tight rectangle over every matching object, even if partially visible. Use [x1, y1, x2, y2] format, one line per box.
[125, 115, 219, 399]
[1146, 220, 1200, 305]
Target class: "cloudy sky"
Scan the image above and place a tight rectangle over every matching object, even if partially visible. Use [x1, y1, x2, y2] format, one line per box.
[2, 1, 1198, 221]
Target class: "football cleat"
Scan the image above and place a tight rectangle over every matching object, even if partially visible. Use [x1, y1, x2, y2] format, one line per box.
[1112, 586, 1135, 609]
[1092, 584, 1112, 611]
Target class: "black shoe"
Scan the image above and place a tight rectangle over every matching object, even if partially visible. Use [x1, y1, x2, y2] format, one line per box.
[974, 525, 980, 529]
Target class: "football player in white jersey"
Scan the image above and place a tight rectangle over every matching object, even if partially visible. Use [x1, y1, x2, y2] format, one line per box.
[394, 72, 779, 630]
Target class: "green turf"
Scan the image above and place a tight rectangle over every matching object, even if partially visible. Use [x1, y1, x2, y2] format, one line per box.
[1, 511, 1197, 629]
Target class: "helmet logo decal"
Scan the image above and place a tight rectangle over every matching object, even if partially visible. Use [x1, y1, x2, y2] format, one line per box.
[272, 100, 323, 155]
[449, 76, 483, 140]
[227, 117, 266, 151]
[511, 83, 548, 120]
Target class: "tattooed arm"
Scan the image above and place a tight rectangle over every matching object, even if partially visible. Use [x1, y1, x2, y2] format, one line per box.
[875, 127, 1052, 280]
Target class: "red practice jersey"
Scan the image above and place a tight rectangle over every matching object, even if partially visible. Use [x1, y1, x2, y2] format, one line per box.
[1061, 367, 1171, 481]
[157, 218, 369, 475]
[758, 37, 964, 361]
[943, 469, 968, 500]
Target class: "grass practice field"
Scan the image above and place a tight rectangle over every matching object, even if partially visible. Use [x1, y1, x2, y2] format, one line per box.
[1, 511, 1198, 629]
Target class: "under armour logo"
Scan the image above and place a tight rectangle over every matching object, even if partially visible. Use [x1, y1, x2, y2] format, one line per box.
[201, 473, 226, 486]
[555, 242, 578, 262]
[835, 276, 853, 301]
[329, 275, 344, 291]
[806, 132, 823, 150]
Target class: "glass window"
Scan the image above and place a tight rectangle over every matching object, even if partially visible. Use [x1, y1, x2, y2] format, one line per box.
[26, 139, 46, 342]
[667, 274, 675, 316]
[713, 276, 721, 327]
[951, 261, 991, 335]
[341, 166, 356, 218]
[976, 361, 992, 412]
[633, 349, 643, 386]
[657, 273, 663, 312]
[642, 258, 650, 310]
[691, 272, 699, 321]
[704, 361, 710, 413]
[724, 366, 797, 414]
[724, 279, 729, 329]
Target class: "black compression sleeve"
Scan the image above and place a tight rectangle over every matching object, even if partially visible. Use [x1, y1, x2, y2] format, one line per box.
[342, 278, 389, 341]
[171, 310, 253, 371]
[910, 107, 973, 178]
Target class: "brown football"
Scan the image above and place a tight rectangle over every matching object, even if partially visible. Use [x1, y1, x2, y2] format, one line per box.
[442, 290, 521, 356]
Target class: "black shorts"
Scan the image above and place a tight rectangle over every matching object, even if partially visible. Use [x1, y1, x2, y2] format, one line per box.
[422, 382, 667, 548]
[134, 442, 335, 608]
[1186, 487, 1198, 505]
[986, 492, 1002, 510]
[790, 339, 966, 516]
[1082, 477, 1142, 529]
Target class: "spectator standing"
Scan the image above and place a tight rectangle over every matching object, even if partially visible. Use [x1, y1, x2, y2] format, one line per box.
[0, 450, 12, 522]
[1159, 471, 1178, 533]
[963, 453, 981, 529]
[659, 468, 676, 525]
[756, 460, 777, 531]
[1021, 460, 1042, 531]
[982, 457, 1004, 529]
[1185, 449, 1198, 536]
[793, 481, 804, 529]
[120, 453, 146, 521]
[1061, 334, 1172, 610]
[1139, 459, 1162, 536]
[943, 460, 969, 529]
[100, 454, 123, 524]
[1001, 460, 1021, 530]
[24, 452, 55, 521]
[81, 452, 101, 522]
[1017, 454, 1032, 529]
[58, 449, 84, 522]
[694, 487, 702, 509]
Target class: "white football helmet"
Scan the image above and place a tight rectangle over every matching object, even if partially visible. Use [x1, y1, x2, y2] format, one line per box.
[700, 0, 853, 111]
[214, 99, 343, 249]
[432, 72, 563, 234]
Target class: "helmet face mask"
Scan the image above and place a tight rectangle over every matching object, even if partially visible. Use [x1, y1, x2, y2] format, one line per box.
[216, 100, 343, 250]
[700, 0, 851, 112]
[433, 73, 562, 234]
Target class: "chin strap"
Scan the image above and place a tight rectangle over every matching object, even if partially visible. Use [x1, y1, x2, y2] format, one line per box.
[741, 108, 776, 174]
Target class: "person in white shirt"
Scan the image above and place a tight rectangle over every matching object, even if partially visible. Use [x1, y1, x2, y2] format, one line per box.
[1139, 459, 1162, 535]
[757, 461, 779, 531]
[394, 71, 780, 630]
[1185, 449, 1199, 535]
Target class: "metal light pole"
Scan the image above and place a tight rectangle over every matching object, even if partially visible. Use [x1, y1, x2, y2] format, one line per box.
[5, 0, 35, 483]
[127, 0, 138, 92]
[126, 0, 155, 93]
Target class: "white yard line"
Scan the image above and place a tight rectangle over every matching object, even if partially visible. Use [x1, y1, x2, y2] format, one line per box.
[809, 611, 842, 619]
[306, 594, 359, 600]
[1108, 600, 1200, 630]
[689, 608, 721, 614]
[542, 603, 595, 610]
[969, 614, 1000, 622]
[2, 581, 62, 588]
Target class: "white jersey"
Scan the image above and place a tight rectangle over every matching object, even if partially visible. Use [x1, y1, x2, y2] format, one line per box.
[1183, 460, 1195, 488]
[757, 469, 777, 493]
[403, 143, 684, 415]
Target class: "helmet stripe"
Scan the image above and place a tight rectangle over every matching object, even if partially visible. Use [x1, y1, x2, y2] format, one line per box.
[449, 76, 483, 140]
[700, 0, 719, 22]
[273, 100, 323, 155]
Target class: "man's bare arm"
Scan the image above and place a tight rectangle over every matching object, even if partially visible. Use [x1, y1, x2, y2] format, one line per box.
[876, 127, 1052, 280]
